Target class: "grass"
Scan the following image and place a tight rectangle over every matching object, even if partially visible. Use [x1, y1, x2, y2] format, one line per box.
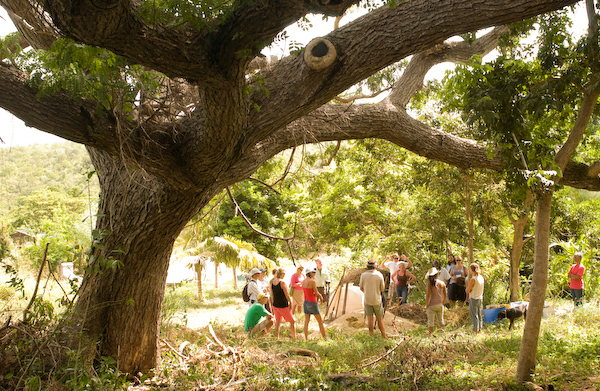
[157, 283, 600, 391]
[2, 276, 599, 390]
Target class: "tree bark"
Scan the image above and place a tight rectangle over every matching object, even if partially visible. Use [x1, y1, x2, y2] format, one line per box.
[508, 192, 534, 302]
[509, 216, 529, 302]
[72, 147, 215, 374]
[463, 171, 475, 265]
[515, 190, 552, 382]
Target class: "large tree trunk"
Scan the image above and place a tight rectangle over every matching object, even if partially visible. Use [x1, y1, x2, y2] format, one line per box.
[463, 171, 475, 264]
[515, 191, 553, 382]
[71, 148, 213, 374]
[195, 261, 204, 302]
[509, 215, 529, 302]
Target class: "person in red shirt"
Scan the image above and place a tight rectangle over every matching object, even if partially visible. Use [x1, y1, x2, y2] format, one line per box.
[568, 252, 585, 308]
[301, 268, 327, 340]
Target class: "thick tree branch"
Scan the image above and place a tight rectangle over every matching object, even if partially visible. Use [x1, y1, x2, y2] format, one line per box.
[0, 0, 56, 49]
[555, 81, 600, 171]
[388, 26, 510, 107]
[235, 102, 600, 191]
[210, 0, 358, 78]
[247, 0, 578, 148]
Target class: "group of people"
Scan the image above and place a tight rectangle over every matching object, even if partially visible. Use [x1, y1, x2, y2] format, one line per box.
[243, 260, 329, 340]
[424, 258, 485, 334]
[244, 251, 588, 339]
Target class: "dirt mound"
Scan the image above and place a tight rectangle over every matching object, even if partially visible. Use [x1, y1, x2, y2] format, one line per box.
[388, 302, 427, 324]
[444, 305, 470, 326]
[327, 309, 418, 335]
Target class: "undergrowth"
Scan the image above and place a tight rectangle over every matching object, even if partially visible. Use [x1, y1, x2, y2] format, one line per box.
[1, 279, 599, 390]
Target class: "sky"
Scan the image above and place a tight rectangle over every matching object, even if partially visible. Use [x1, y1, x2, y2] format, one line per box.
[0, 4, 588, 149]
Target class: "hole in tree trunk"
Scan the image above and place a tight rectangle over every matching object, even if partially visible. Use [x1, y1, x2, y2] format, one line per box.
[311, 41, 329, 57]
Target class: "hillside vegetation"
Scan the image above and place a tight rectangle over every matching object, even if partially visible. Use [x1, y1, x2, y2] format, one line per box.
[0, 143, 98, 216]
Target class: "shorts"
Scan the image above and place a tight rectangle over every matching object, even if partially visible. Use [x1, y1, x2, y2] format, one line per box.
[249, 317, 273, 335]
[364, 303, 384, 317]
[426, 303, 445, 328]
[273, 306, 295, 323]
[303, 300, 320, 315]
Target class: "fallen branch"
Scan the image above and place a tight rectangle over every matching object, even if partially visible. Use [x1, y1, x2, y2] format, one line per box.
[356, 336, 408, 370]
[160, 338, 189, 360]
[208, 323, 235, 358]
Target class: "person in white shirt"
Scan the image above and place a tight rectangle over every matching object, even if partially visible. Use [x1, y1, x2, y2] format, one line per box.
[314, 259, 330, 303]
[247, 268, 263, 306]
[359, 259, 387, 338]
[465, 263, 485, 333]
[380, 253, 413, 302]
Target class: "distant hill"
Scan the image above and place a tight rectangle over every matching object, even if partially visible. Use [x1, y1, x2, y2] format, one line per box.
[0, 142, 99, 216]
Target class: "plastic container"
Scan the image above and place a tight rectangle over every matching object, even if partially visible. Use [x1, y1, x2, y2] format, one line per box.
[510, 301, 529, 308]
[483, 307, 504, 323]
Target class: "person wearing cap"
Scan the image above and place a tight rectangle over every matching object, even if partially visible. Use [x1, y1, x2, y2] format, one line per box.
[359, 259, 387, 338]
[244, 293, 273, 336]
[301, 268, 327, 340]
[247, 268, 263, 306]
[425, 267, 447, 334]
[290, 265, 305, 314]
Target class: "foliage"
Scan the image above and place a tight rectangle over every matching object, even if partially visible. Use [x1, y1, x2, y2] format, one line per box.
[22, 39, 163, 115]
[0, 143, 98, 217]
[212, 177, 298, 260]
[200, 235, 276, 271]
[0, 225, 12, 261]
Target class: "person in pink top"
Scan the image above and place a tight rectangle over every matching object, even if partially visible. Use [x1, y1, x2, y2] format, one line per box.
[568, 252, 585, 307]
[289, 265, 305, 314]
[301, 268, 327, 340]
[425, 267, 447, 334]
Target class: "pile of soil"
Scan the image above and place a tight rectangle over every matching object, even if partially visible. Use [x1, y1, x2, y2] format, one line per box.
[388, 302, 427, 324]
[327, 309, 418, 335]
[444, 305, 471, 326]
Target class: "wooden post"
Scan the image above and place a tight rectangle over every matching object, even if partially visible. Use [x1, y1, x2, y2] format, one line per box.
[342, 282, 350, 316]
[331, 267, 347, 320]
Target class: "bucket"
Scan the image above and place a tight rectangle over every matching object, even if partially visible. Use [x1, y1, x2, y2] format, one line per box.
[483, 307, 504, 323]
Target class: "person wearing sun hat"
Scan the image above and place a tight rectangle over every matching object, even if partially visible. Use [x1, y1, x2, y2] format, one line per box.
[425, 267, 447, 334]
[244, 292, 273, 336]
[247, 268, 263, 306]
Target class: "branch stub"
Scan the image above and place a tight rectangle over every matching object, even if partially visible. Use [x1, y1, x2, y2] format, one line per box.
[304, 38, 337, 70]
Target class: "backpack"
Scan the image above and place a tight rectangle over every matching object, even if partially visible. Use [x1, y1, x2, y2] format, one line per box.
[242, 282, 250, 302]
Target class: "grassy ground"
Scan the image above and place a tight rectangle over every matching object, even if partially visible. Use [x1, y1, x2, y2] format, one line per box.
[154, 282, 600, 391]
[1, 277, 599, 390]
